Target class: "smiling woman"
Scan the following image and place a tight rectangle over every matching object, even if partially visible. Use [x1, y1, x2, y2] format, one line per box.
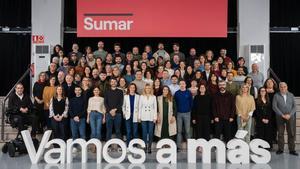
[84, 17, 134, 31]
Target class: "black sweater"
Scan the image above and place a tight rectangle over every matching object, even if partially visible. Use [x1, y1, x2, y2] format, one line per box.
[33, 82, 46, 103]
[254, 99, 272, 128]
[68, 95, 85, 118]
[192, 94, 212, 120]
[104, 88, 124, 113]
[8, 93, 33, 114]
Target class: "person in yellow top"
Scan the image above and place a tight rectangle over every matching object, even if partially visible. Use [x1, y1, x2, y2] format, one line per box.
[42, 76, 57, 129]
[235, 83, 256, 143]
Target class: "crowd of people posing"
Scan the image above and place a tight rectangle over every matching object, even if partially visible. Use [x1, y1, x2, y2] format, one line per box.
[8, 42, 298, 155]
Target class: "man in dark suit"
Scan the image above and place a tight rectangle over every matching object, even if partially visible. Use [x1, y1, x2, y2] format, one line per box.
[202, 62, 212, 82]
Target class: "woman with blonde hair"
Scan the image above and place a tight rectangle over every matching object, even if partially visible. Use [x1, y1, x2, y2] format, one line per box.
[138, 83, 157, 153]
[235, 83, 256, 143]
[155, 86, 177, 140]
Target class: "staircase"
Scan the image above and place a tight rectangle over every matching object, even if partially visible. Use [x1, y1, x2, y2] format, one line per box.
[1, 96, 300, 144]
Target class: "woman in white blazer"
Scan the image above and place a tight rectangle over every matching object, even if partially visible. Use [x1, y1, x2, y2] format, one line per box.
[122, 83, 140, 146]
[138, 83, 157, 153]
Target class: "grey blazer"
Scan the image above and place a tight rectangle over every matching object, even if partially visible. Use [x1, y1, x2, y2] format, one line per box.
[272, 92, 296, 117]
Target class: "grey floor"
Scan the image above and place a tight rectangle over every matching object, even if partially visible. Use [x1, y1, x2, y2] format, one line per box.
[0, 150, 299, 169]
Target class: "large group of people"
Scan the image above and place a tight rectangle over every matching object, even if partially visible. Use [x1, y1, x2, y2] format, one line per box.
[8, 41, 298, 156]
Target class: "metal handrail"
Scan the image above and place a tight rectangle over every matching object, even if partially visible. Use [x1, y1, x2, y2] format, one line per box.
[1, 65, 32, 141]
[267, 68, 281, 84]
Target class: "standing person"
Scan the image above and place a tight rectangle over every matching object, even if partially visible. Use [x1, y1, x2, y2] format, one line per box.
[69, 86, 86, 140]
[80, 77, 93, 139]
[42, 76, 57, 129]
[62, 74, 76, 99]
[153, 78, 163, 96]
[272, 82, 298, 156]
[264, 78, 278, 145]
[213, 80, 235, 143]
[235, 84, 256, 143]
[155, 86, 177, 140]
[49, 86, 69, 140]
[33, 72, 47, 133]
[168, 75, 180, 95]
[93, 41, 108, 61]
[248, 63, 264, 89]
[254, 87, 272, 149]
[174, 80, 193, 151]
[139, 84, 157, 153]
[192, 84, 212, 141]
[226, 72, 239, 96]
[105, 78, 124, 142]
[87, 86, 106, 152]
[122, 83, 140, 146]
[132, 70, 147, 95]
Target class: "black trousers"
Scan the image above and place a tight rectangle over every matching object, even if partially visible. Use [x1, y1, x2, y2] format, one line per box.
[34, 102, 45, 130]
[256, 124, 272, 147]
[51, 118, 66, 140]
[12, 113, 38, 137]
[214, 119, 232, 143]
[194, 115, 210, 140]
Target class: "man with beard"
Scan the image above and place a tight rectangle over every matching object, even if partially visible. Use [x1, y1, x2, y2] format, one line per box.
[213, 80, 236, 143]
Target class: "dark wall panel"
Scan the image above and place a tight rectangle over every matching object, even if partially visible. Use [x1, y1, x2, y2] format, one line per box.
[270, 33, 300, 95]
[0, 34, 31, 96]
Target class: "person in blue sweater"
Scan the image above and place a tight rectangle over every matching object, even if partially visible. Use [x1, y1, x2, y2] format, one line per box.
[174, 80, 193, 151]
[68, 86, 86, 144]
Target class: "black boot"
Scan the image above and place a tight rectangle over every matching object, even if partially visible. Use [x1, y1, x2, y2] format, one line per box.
[147, 144, 152, 154]
[144, 145, 148, 153]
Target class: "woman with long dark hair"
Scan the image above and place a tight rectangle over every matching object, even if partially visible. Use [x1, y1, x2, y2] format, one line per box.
[254, 87, 272, 149]
[33, 72, 47, 133]
[155, 86, 177, 140]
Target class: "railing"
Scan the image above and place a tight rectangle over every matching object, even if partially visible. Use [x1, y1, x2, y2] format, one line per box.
[1, 65, 32, 141]
[267, 68, 281, 84]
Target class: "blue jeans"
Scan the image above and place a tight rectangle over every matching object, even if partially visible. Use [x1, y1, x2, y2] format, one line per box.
[176, 112, 191, 149]
[70, 118, 86, 140]
[125, 118, 139, 146]
[141, 121, 154, 145]
[106, 113, 122, 140]
[89, 112, 103, 139]
[237, 116, 252, 143]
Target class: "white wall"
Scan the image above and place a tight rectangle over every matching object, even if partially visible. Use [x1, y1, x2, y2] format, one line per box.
[31, 0, 64, 86]
[238, 0, 270, 78]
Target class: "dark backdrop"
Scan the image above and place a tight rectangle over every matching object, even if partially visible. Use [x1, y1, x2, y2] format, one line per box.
[0, 34, 31, 96]
[270, 33, 300, 95]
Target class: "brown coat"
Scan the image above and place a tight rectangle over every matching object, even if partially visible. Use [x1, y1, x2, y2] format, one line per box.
[154, 96, 177, 137]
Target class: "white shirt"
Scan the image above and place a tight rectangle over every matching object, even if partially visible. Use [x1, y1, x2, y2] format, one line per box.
[282, 94, 287, 104]
[168, 84, 180, 95]
[16, 92, 24, 100]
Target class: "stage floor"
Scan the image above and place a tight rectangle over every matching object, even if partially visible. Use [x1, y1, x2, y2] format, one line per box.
[1, 151, 299, 169]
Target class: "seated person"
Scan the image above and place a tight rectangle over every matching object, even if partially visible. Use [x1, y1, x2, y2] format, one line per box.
[8, 83, 38, 138]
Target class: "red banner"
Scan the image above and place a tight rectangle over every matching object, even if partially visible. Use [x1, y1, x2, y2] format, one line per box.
[77, 0, 227, 37]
